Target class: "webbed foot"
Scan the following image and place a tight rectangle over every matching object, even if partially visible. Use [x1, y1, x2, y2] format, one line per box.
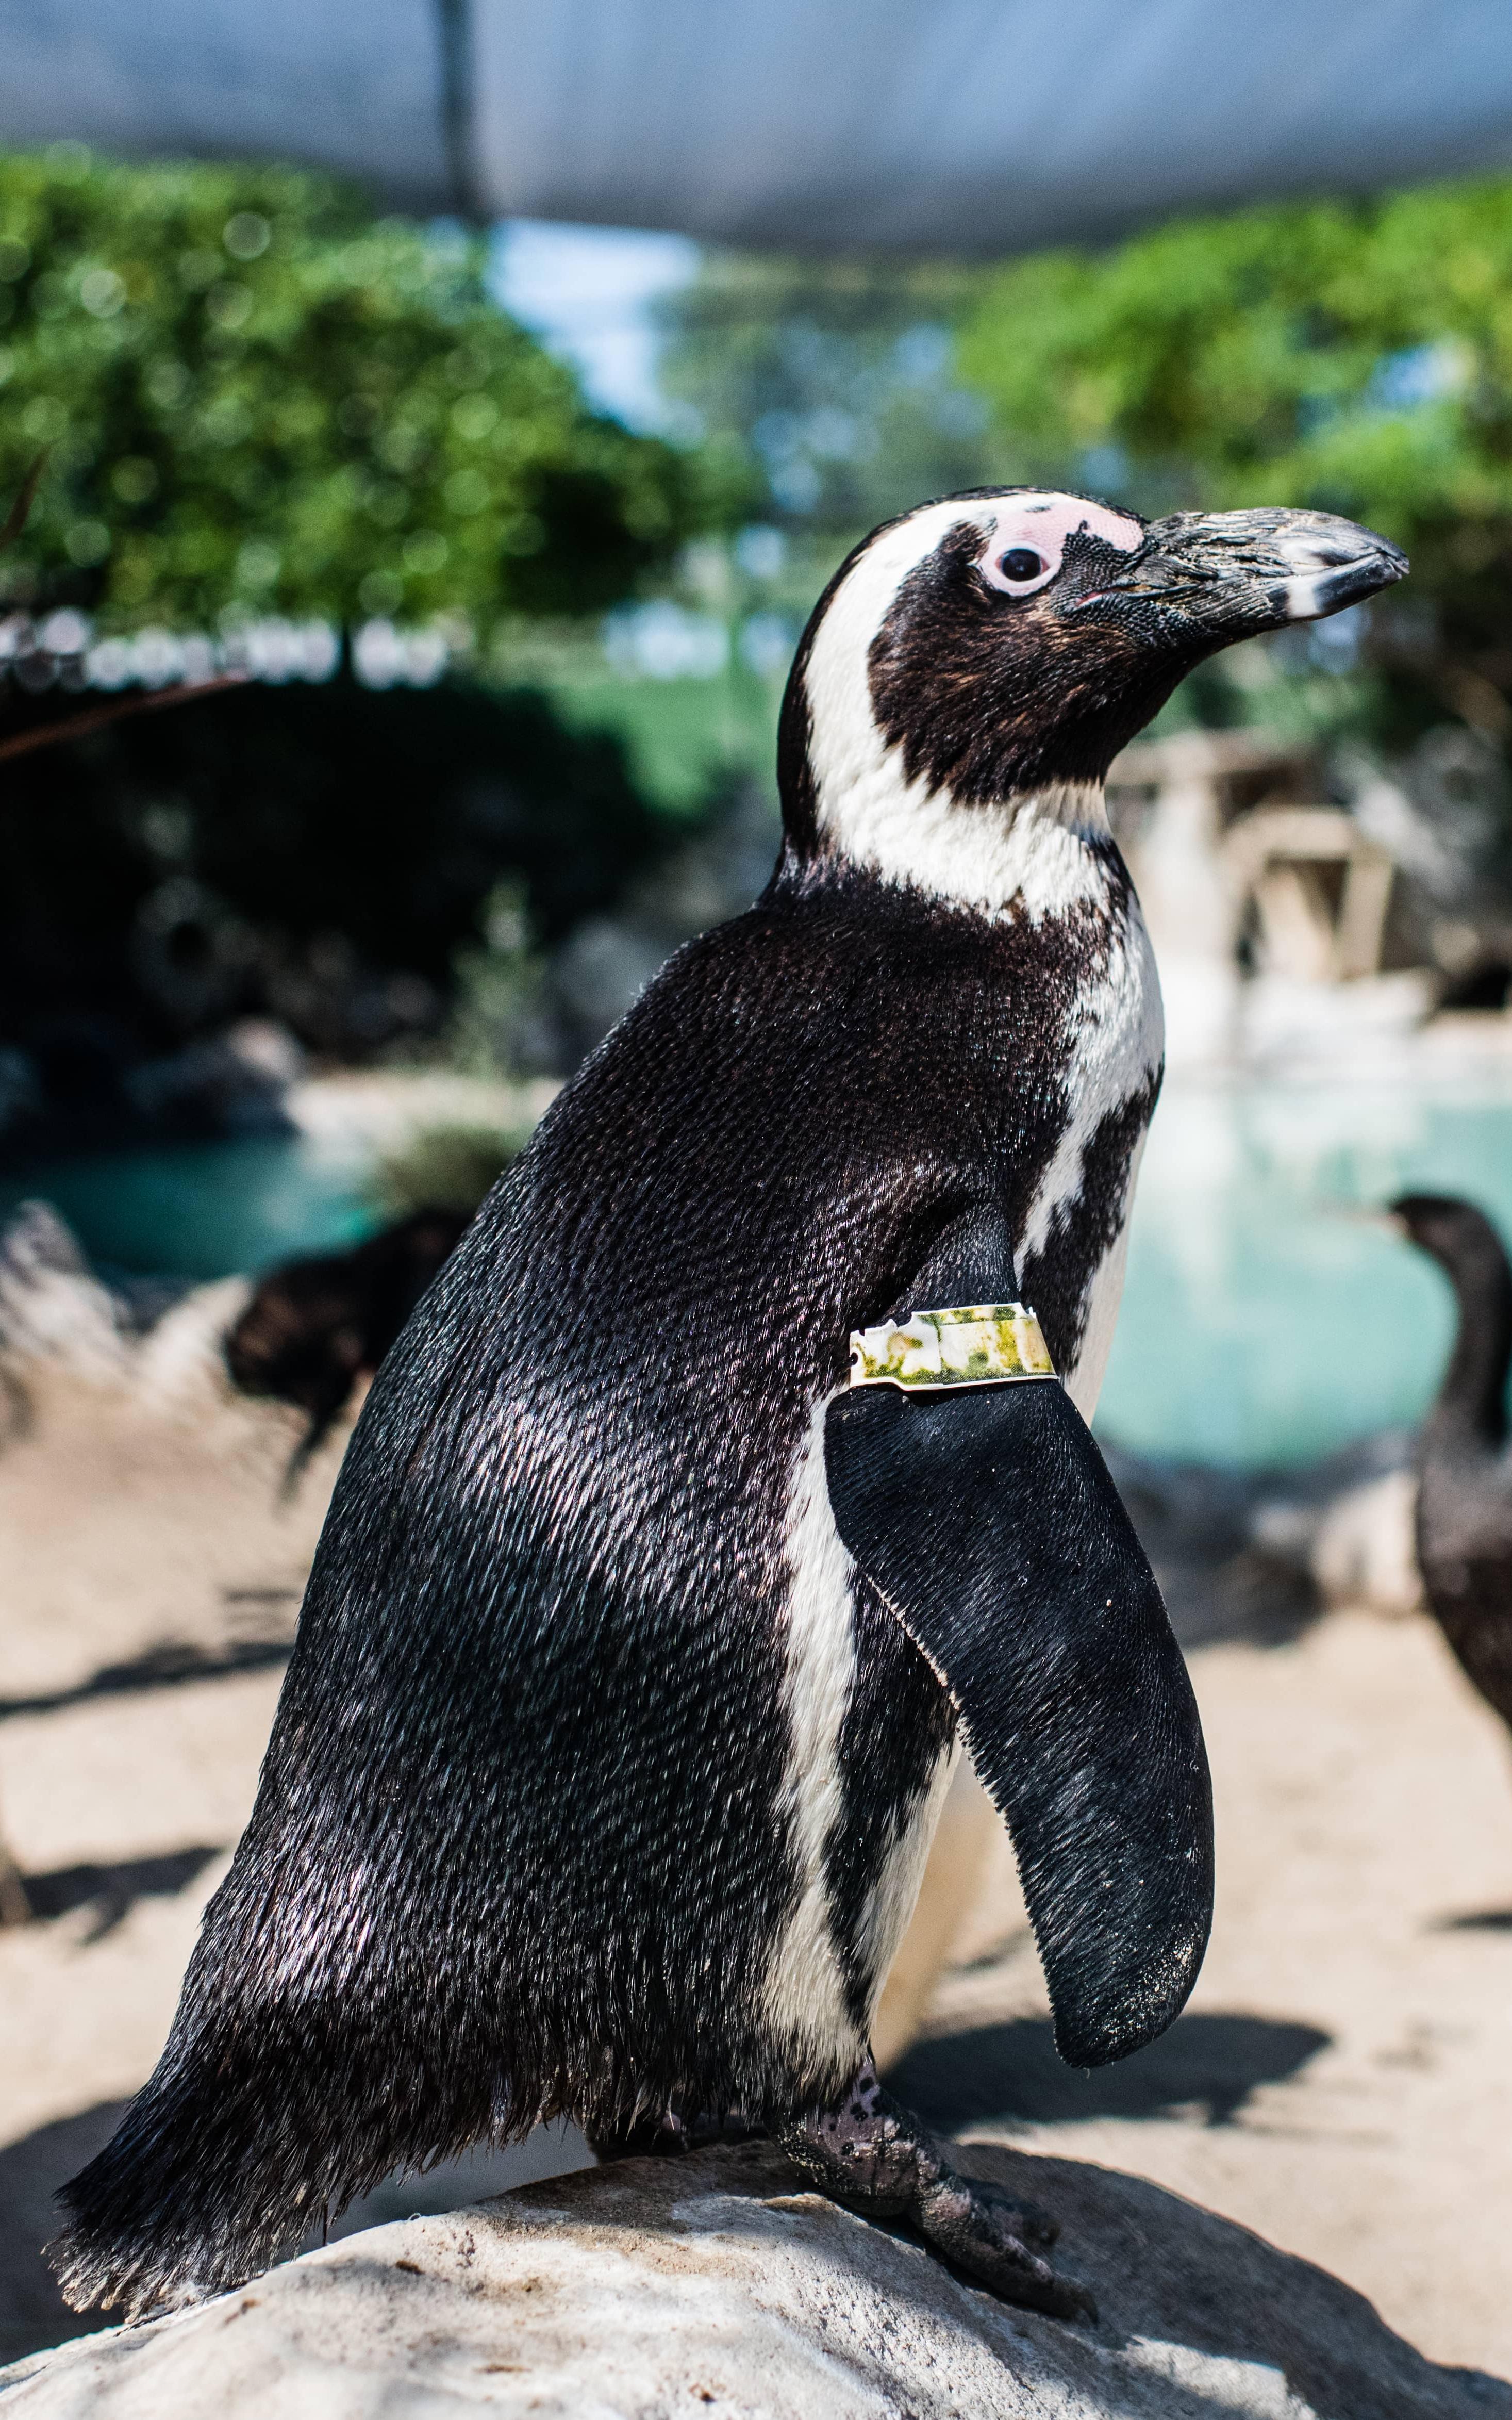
[776, 2059, 1096, 2324]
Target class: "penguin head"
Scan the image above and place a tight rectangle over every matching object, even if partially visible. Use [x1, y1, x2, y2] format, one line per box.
[779, 486, 1407, 871]
[1388, 1191, 1508, 1285]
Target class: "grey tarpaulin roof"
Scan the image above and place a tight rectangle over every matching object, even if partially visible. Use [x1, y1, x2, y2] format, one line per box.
[2, 0, 1510, 250]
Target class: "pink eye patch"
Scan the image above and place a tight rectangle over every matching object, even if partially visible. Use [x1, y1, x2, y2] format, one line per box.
[975, 493, 1144, 598]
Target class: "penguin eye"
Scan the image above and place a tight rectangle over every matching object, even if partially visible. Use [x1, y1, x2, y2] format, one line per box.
[999, 548, 1047, 585]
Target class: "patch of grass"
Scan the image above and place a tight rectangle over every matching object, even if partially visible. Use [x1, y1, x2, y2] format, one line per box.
[551, 671, 779, 818]
[369, 1124, 525, 1220]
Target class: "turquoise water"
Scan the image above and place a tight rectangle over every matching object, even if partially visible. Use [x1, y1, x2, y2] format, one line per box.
[0, 1132, 378, 1281]
[6, 1078, 1512, 1465]
[1098, 1077, 1512, 1468]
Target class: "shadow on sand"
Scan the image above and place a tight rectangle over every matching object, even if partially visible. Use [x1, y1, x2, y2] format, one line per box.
[888, 2011, 1332, 2133]
[16, 1847, 224, 1943]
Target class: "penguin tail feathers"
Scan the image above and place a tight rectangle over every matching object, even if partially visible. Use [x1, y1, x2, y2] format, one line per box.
[49, 2029, 343, 2317]
[48, 1995, 521, 2318]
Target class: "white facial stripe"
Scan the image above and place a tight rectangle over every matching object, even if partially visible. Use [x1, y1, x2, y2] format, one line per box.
[977, 493, 1143, 598]
[803, 502, 979, 875]
[802, 490, 1142, 912]
[803, 491, 1122, 914]
[804, 496, 1041, 866]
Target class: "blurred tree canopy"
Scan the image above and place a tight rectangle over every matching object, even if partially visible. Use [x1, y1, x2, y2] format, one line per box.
[0, 147, 707, 631]
[957, 177, 1512, 742]
[657, 253, 1006, 546]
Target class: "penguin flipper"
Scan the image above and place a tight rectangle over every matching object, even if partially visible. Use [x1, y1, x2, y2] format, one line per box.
[824, 1225, 1212, 2070]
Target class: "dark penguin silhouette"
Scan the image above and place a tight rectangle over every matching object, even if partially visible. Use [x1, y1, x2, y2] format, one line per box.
[223, 1209, 472, 1487]
[54, 490, 1406, 2324]
[1392, 1193, 1512, 1733]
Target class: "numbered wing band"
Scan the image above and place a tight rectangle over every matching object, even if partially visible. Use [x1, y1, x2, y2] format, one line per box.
[849, 1302, 1057, 1391]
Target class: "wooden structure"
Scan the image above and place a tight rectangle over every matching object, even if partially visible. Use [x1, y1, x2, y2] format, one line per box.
[1108, 731, 1398, 989]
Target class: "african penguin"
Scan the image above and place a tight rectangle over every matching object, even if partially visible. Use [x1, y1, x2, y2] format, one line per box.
[1390, 1194, 1512, 1742]
[54, 488, 1407, 2324]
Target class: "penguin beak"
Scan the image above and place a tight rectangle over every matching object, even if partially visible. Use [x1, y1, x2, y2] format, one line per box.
[1325, 1203, 1409, 1238]
[1074, 506, 1408, 644]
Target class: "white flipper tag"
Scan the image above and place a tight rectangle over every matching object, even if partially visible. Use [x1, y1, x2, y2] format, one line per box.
[848, 1302, 1058, 1392]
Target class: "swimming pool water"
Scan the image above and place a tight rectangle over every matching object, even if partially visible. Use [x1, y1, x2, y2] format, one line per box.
[0, 1131, 377, 1283]
[4, 1075, 1511, 1467]
[1097, 1076, 1512, 1467]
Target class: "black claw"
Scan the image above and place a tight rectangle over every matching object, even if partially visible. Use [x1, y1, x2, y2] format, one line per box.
[926, 2203, 1094, 2320]
[958, 2172, 1060, 2252]
[778, 2087, 1094, 2326]
[1032, 2275, 1100, 2326]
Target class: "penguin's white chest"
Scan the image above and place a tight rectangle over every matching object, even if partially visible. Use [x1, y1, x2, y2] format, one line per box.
[816, 762, 1164, 1424]
[761, 818, 1164, 2081]
[1020, 888, 1164, 1421]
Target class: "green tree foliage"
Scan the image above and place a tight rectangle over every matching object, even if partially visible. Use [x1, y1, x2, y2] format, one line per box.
[658, 253, 1006, 543]
[369, 1121, 524, 1219]
[957, 178, 1512, 736]
[0, 146, 704, 630]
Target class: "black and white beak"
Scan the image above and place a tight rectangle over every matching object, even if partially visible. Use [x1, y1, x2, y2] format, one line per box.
[1079, 506, 1408, 644]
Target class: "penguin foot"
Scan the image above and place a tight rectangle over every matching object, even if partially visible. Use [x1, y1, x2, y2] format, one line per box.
[585, 2111, 692, 2162]
[776, 2061, 1096, 2324]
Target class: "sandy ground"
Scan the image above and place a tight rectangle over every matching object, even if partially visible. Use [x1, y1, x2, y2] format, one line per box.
[897, 1609, 1512, 2380]
[0, 1357, 1508, 2381]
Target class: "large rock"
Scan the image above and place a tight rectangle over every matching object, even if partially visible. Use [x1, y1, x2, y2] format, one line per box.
[2, 2140, 1503, 2418]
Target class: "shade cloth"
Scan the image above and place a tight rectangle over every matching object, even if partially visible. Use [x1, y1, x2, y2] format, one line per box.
[2, 0, 1509, 250]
